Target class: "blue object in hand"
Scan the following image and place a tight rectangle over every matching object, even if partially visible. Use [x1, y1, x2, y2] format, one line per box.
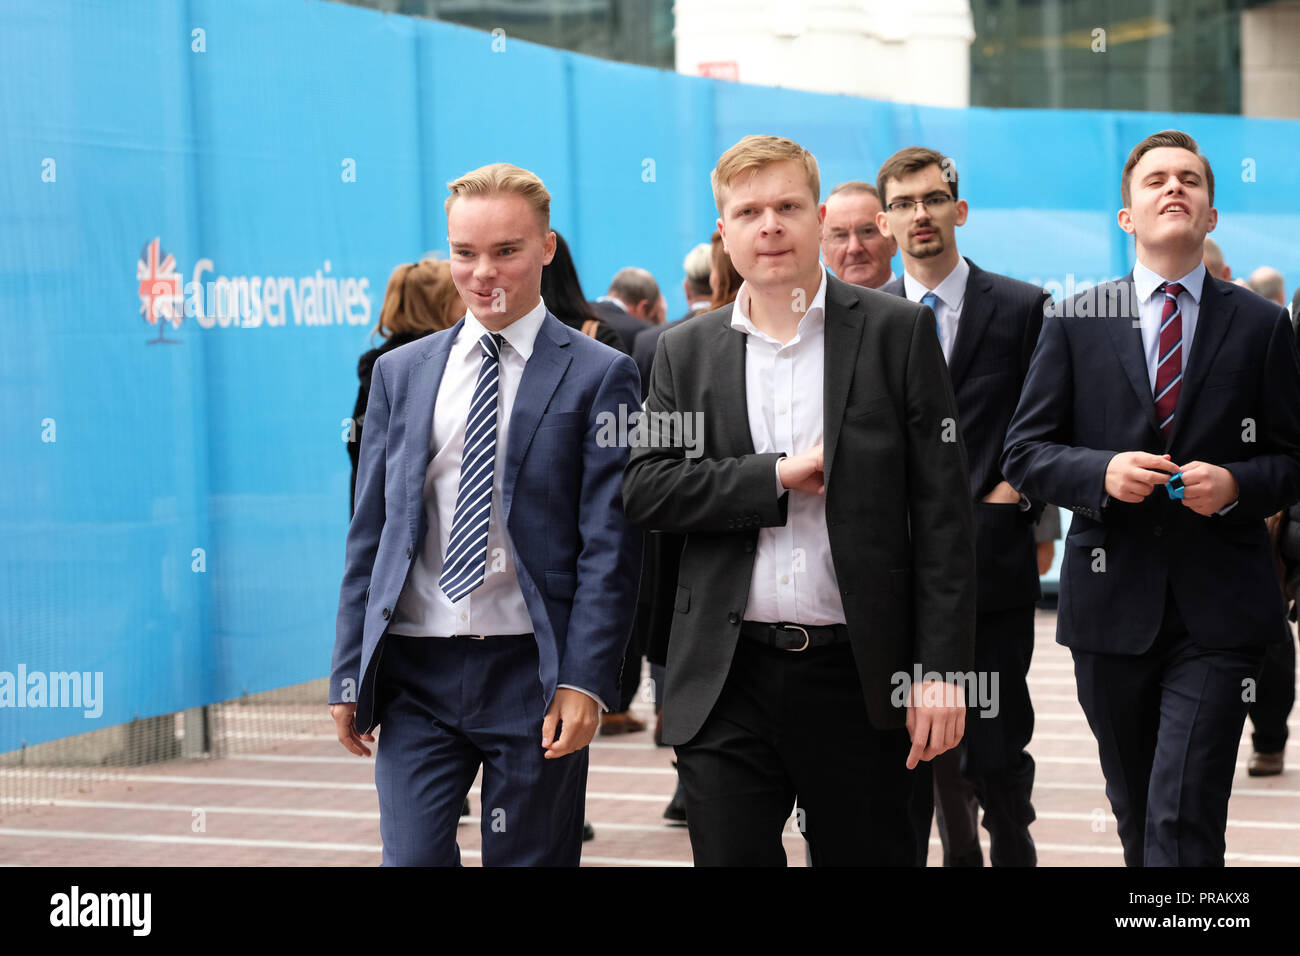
[1166, 472, 1185, 499]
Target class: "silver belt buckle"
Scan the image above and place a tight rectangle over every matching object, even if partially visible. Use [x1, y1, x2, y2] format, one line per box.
[780, 624, 810, 652]
[469, 634, 486, 640]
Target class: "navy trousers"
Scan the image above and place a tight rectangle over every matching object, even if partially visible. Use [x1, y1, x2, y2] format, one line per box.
[911, 604, 1038, 866]
[372, 633, 589, 866]
[1072, 592, 1264, 867]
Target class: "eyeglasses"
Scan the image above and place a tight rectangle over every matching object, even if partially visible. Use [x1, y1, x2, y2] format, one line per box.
[885, 194, 954, 214]
[823, 226, 882, 246]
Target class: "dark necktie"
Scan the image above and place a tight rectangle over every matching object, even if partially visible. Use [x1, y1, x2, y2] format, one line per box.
[439, 332, 503, 603]
[1154, 282, 1184, 438]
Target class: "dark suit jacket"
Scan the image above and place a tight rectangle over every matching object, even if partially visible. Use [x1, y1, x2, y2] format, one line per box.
[880, 259, 1049, 611]
[1001, 274, 1300, 654]
[633, 315, 701, 403]
[591, 299, 653, 354]
[623, 274, 977, 745]
[331, 312, 643, 731]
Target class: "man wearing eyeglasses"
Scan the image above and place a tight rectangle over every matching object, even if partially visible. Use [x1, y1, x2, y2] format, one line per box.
[820, 181, 897, 290]
[876, 146, 1050, 867]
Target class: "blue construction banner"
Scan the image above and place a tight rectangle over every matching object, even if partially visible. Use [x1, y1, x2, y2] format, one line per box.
[1, 0, 1297, 751]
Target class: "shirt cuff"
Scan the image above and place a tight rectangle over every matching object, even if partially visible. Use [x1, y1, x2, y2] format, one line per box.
[775, 455, 787, 496]
[1216, 499, 1240, 516]
[557, 684, 607, 712]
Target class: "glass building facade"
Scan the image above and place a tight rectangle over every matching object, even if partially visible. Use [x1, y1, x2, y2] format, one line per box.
[969, 0, 1258, 114]
[332, 0, 676, 70]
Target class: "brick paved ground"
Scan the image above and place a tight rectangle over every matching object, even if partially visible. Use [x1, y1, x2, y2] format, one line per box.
[1, 610, 1297, 867]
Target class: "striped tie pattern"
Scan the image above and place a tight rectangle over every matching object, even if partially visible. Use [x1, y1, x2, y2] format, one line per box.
[439, 332, 503, 603]
[1153, 282, 1184, 439]
[921, 291, 942, 343]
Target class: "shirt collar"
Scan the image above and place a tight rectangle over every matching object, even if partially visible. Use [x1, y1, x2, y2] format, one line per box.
[461, 296, 547, 361]
[1133, 259, 1206, 305]
[902, 256, 970, 309]
[596, 294, 630, 314]
[730, 266, 828, 343]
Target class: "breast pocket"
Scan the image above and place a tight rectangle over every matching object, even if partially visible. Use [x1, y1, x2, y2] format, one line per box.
[538, 410, 586, 430]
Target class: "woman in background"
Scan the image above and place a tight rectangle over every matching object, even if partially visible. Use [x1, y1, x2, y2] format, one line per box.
[540, 231, 625, 353]
[348, 258, 463, 515]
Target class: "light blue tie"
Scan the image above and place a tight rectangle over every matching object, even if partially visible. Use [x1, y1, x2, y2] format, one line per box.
[439, 332, 502, 603]
[921, 291, 942, 343]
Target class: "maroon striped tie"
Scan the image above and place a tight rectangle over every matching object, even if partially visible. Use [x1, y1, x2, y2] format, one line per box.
[1153, 282, 1184, 438]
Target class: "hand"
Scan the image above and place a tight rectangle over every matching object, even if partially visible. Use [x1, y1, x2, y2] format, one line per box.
[904, 680, 966, 770]
[1037, 540, 1055, 575]
[331, 702, 375, 757]
[1104, 452, 1181, 503]
[542, 688, 600, 759]
[777, 445, 825, 495]
[982, 480, 1021, 504]
[1178, 461, 1239, 516]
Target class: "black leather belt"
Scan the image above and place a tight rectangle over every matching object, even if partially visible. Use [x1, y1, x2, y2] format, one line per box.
[740, 620, 850, 652]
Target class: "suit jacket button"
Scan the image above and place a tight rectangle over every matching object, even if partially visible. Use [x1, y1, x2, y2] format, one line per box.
[744, 540, 755, 553]
[406, 546, 413, 559]
[1153, 525, 1163, 537]
[381, 607, 391, 620]
[728, 612, 740, 625]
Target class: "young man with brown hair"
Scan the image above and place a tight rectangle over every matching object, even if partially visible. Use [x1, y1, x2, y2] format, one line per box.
[1003, 130, 1300, 866]
[875, 145, 1050, 867]
[624, 135, 976, 865]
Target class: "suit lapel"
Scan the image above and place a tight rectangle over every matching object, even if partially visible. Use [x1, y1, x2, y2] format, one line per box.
[406, 320, 461, 542]
[1100, 275, 1163, 440]
[822, 276, 866, 485]
[707, 307, 756, 458]
[947, 259, 994, 386]
[502, 312, 572, 521]
[1166, 276, 1236, 448]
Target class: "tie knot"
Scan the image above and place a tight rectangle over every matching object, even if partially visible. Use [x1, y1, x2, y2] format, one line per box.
[1161, 282, 1184, 301]
[921, 291, 940, 309]
[479, 332, 503, 359]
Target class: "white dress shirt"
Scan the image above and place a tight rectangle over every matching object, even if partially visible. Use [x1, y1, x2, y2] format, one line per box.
[389, 298, 603, 707]
[731, 267, 846, 626]
[902, 256, 970, 363]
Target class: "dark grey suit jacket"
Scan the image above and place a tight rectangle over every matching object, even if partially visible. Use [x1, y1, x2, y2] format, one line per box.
[623, 274, 977, 745]
[880, 259, 1049, 611]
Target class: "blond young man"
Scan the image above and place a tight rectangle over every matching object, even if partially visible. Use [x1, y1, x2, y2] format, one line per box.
[624, 136, 976, 865]
[330, 163, 641, 865]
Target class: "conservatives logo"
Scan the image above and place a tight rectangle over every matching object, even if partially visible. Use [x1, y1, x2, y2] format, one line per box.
[135, 236, 373, 344]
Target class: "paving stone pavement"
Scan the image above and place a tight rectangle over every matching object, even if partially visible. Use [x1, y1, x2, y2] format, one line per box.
[1, 610, 1297, 867]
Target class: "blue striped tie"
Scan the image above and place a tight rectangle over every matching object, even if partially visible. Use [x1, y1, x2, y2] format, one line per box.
[439, 332, 503, 604]
[921, 291, 942, 343]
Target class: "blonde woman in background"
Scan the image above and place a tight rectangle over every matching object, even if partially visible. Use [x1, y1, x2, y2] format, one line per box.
[347, 259, 463, 514]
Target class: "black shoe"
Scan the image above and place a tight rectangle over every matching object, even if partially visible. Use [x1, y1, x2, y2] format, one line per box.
[944, 845, 984, 867]
[461, 797, 470, 818]
[583, 820, 595, 841]
[663, 779, 687, 824]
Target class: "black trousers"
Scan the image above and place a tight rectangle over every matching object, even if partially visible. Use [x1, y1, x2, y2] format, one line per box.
[1248, 618, 1296, 754]
[675, 638, 919, 866]
[1072, 592, 1265, 867]
[910, 604, 1038, 866]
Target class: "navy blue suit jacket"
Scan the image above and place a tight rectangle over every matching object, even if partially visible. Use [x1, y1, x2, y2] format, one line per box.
[881, 259, 1049, 611]
[330, 312, 643, 733]
[1001, 274, 1300, 654]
